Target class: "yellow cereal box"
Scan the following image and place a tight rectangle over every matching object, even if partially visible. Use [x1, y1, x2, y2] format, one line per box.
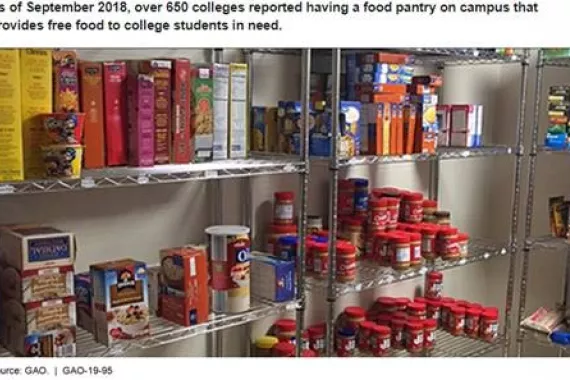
[229, 63, 248, 159]
[20, 49, 53, 179]
[0, 50, 23, 182]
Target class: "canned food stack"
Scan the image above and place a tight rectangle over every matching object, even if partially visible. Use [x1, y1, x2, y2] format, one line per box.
[267, 191, 298, 257]
[253, 318, 316, 357]
[0, 225, 77, 357]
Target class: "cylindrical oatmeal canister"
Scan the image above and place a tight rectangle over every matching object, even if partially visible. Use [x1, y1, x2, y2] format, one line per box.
[206, 225, 251, 313]
[273, 191, 295, 225]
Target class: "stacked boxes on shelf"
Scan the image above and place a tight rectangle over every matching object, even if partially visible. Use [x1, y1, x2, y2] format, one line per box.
[545, 85, 570, 149]
[0, 225, 77, 357]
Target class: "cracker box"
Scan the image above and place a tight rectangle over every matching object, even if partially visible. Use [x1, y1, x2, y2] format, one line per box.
[171, 59, 192, 163]
[74, 272, 93, 333]
[250, 254, 295, 302]
[251, 107, 277, 152]
[20, 49, 53, 179]
[159, 246, 209, 326]
[192, 66, 214, 162]
[90, 259, 149, 346]
[0, 226, 75, 271]
[52, 51, 79, 113]
[79, 62, 106, 169]
[103, 62, 128, 166]
[360, 71, 413, 85]
[450, 104, 477, 148]
[229, 63, 249, 159]
[0, 50, 24, 182]
[436, 105, 451, 147]
[212, 63, 230, 160]
[0, 264, 74, 304]
[127, 73, 155, 167]
[139, 60, 172, 164]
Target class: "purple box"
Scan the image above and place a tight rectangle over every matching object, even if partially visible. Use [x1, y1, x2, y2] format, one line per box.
[128, 74, 155, 167]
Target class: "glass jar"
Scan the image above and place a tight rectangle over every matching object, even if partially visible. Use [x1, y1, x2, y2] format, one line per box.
[274, 191, 295, 225]
[480, 307, 499, 342]
[336, 241, 357, 283]
[422, 199, 438, 220]
[273, 341, 295, 357]
[351, 178, 369, 218]
[425, 271, 443, 299]
[385, 198, 400, 230]
[391, 317, 406, 350]
[358, 320, 375, 352]
[338, 179, 355, 216]
[274, 318, 296, 342]
[405, 321, 424, 354]
[370, 325, 391, 357]
[335, 327, 356, 357]
[307, 323, 325, 356]
[343, 306, 366, 330]
[373, 231, 393, 266]
[341, 216, 365, 259]
[441, 300, 456, 330]
[368, 198, 388, 233]
[255, 336, 279, 357]
[390, 234, 411, 270]
[425, 299, 442, 326]
[436, 227, 459, 260]
[401, 191, 424, 223]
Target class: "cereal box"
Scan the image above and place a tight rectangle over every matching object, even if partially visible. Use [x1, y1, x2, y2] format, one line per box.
[374, 63, 414, 76]
[159, 246, 209, 326]
[212, 63, 229, 160]
[74, 272, 93, 333]
[90, 259, 149, 346]
[139, 60, 172, 164]
[450, 104, 477, 148]
[192, 66, 214, 162]
[403, 103, 417, 154]
[310, 101, 360, 158]
[0, 226, 75, 271]
[251, 107, 277, 152]
[412, 94, 439, 154]
[52, 51, 79, 113]
[0, 50, 24, 182]
[103, 62, 128, 166]
[127, 73, 155, 167]
[79, 62, 105, 169]
[229, 63, 249, 159]
[436, 105, 451, 147]
[171, 59, 193, 163]
[20, 49, 52, 179]
[250, 254, 294, 302]
[0, 264, 74, 304]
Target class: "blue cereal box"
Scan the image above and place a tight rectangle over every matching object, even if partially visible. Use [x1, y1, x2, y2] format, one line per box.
[279, 101, 318, 155]
[359, 72, 413, 85]
[250, 254, 295, 302]
[310, 101, 361, 158]
[374, 63, 414, 76]
[74, 272, 93, 333]
[90, 259, 149, 346]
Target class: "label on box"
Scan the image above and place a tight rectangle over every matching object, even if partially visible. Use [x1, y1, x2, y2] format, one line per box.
[213, 64, 229, 160]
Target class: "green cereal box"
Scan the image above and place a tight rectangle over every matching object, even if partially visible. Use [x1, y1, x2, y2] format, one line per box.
[251, 107, 277, 152]
[192, 66, 213, 162]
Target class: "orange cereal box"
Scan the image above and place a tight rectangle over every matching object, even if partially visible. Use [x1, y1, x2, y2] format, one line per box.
[52, 51, 79, 113]
[79, 62, 105, 169]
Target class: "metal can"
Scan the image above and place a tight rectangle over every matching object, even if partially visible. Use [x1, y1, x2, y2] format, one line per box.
[206, 225, 251, 313]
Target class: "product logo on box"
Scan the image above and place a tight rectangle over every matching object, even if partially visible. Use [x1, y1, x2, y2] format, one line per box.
[75, 283, 91, 307]
[116, 270, 136, 291]
[27, 237, 71, 263]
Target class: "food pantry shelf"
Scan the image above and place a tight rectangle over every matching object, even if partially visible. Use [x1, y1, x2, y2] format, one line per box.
[0, 158, 304, 195]
[520, 328, 570, 355]
[306, 240, 509, 297]
[0, 298, 297, 358]
[537, 145, 570, 155]
[528, 236, 570, 252]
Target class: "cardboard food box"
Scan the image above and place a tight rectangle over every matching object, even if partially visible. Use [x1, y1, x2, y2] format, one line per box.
[192, 66, 214, 162]
[0, 226, 75, 271]
[229, 63, 249, 159]
[103, 62, 128, 166]
[1, 296, 76, 334]
[159, 246, 209, 326]
[412, 94, 439, 154]
[251, 107, 277, 152]
[139, 60, 172, 165]
[79, 62, 106, 169]
[52, 50, 79, 113]
[436, 105, 451, 147]
[250, 254, 295, 302]
[374, 63, 414, 76]
[171, 59, 193, 164]
[450, 104, 477, 148]
[74, 272, 93, 333]
[403, 103, 417, 154]
[90, 259, 149, 346]
[2, 325, 76, 357]
[375, 102, 392, 156]
[277, 101, 300, 154]
[0, 50, 24, 182]
[0, 264, 74, 304]
[212, 63, 230, 160]
[20, 49, 53, 179]
[127, 73, 155, 167]
[147, 266, 162, 315]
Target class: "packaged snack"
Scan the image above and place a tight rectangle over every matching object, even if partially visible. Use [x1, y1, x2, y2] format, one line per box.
[103, 62, 128, 166]
[79, 62, 106, 169]
[41, 144, 83, 179]
[90, 259, 150, 346]
[52, 50, 79, 113]
[549, 196, 566, 238]
[74, 272, 93, 333]
[127, 73, 155, 167]
[229, 63, 249, 159]
[212, 63, 230, 160]
[171, 59, 193, 163]
[192, 66, 214, 162]
[0, 50, 24, 182]
[41, 113, 85, 145]
[20, 49, 52, 179]
[250, 254, 295, 302]
[0, 264, 74, 303]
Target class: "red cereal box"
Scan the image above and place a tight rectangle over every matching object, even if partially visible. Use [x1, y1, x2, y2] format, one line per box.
[127, 73, 155, 167]
[79, 62, 105, 169]
[103, 62, 128, 166]
[171, 59, 193, 163]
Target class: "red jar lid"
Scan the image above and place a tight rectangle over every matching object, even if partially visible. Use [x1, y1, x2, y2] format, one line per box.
[377, 187, 401, 197]
[458, 232, 470, 240]
[413, 297, 427, 305]
[359, 320, 376, 331]
[391, 235, 410, 244]
[407, 224, 423, 233]
[467, 302, 483, 310]
[376, 297, 396, 308]
[273, 341, 295, 356]
[374, 231, 393, 240]
[270, 224, 298, 234]
[394, 298, 410, 308]
[344, 216, 365, 227]
[425, 299, 442, 308]
[406, 321, 424, 331]
[455, 300, 470, 309]
[451, 306, 466, 316]
[408, 232, 422, 241]
[397, 222, 411, 230]
[315, 230, 329, 238]
[391, 318, 406, 327]
[275, 191, 294, 201]
[344, 306, 366, 319]
[275, 318, 296, 332]
[377, 314, 392, 325]
[385, 197, 400, 206]
[408, 302, 427, 312]
[423, 199, 437, 208]
[336, 241, 356, 255]
[307, 323, 325, 337]
[301, 349, 317, 357]
[466, 308, 483, 316]
[338, 179, 354, 190]
[421, 224, 440, 234]
[392, 311, 408, 321]
[438, 227, 458, 236]
[481, 307, 499, 319]
[403, 192, 423, 201]
[423, 319, 438, 329]
[305, 239, 316, 250]
[311, 241, 329, 253]
[373, 325, 391, 335]
[369, 198, 388, 208]
[441, 297, 455, 304]
[427, 271, 443, 280]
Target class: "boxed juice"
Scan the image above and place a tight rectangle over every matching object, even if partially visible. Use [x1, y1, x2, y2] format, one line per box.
[20, 49, 52, 179]
[52, 51, 79, 113]
[229, 63, 248, 159]
[139, 60, 172, 165]
[250, 254, 295, 302]
[159, 246, 209, 326]
[90, 259, 149, 346]
[171, 59, 192, 163]
[192, 66, 214, 162]
[103, 62, 128, 166]
[0, 264, 74, 304]
[127, 73, 155, 167]
[79, 62, 105, 169]
[74, 272, 93, 333]
[0, 50, 23, 182]
[212, 63, 229, 160]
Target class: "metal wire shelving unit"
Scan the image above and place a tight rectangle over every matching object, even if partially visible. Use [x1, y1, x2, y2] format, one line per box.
[517, 49, 570, 356]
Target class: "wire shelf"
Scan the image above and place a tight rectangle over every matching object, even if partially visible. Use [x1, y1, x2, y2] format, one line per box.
[1, 298, 297, 357]
[0, 158, 304, 195]
[306, 239, 509, 297]
[537, 145, 570, 155]
[528, 236, 570, 251]
[520, 327, 570, 355]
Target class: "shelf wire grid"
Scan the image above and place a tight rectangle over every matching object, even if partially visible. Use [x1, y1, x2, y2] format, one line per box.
[520, 327, 570, 356]
[306, 239, 508, 297]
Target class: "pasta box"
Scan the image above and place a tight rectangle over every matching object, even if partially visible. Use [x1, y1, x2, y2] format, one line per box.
[0, 264, 74, 304]
[90, 259, 150, 346]
[250, 254, 295, 302]
[0, 226, 75, 271]
[159, 246, 209, 326]
[74, 272, 93, 333]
